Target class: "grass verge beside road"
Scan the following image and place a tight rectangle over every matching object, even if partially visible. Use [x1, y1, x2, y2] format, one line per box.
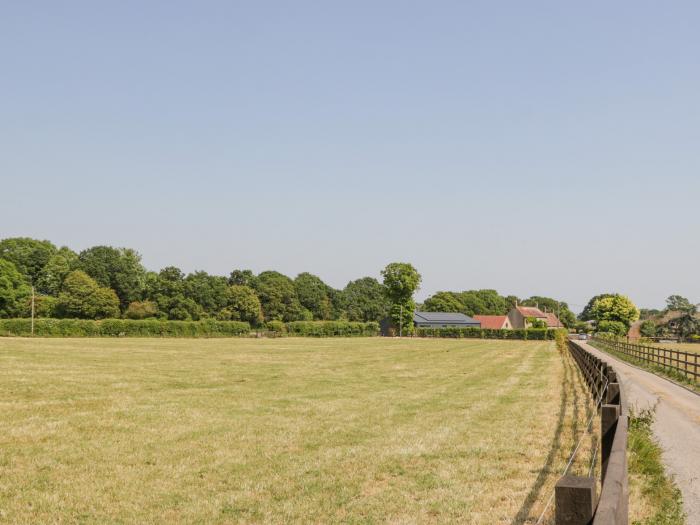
[628, 410, 685, 525]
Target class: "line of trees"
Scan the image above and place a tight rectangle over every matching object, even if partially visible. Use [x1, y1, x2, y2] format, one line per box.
[0, 238, 394, 325]
[420, 289, 577, 327]
[0, 237, 579, 330]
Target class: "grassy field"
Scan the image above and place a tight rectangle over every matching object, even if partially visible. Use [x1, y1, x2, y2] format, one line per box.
[0, 337, 593, 524]
[649, 341, 700, 355]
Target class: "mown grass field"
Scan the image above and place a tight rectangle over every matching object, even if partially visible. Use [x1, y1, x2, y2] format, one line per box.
[650, 341, 700, 355]
[0, 337, 593, 524]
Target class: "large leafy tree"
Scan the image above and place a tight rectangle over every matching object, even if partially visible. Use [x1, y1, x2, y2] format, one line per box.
[589, 294, 639, 328]
[294, 272, 333, 320]
[183, 271, 230, 316]
[381, 262, 421, 334]
[422, 291, 465, 313]
[254, 271, 304, 321]
[229, 269, 258, 288]
[0, 259, 31, 317]
[422, 289, 512, 317]
[56, 270, 120, 319]
[342, 277, 390, 322]
[0, 237, 57, 284]
[666, 295, 694, 312]
[665, 295, 699, 338]
[77, 246, 146, 310]
[35, 247, 78, 295]
[220, 285, 263, 325]
[639, 320, 657, 338]
[579, 293, 615, 321]
[597, 320, 628, 336]
[144, 267, 203, 320]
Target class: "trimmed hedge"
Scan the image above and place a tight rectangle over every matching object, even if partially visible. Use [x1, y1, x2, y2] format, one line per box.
[414, 327, 564, 340]
[0, 318, 251, 338]
[284, 321, 380, 337]
[0, 319, 381, 338]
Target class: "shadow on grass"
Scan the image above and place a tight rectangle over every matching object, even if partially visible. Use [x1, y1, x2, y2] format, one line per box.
[509, 349, 583, 525]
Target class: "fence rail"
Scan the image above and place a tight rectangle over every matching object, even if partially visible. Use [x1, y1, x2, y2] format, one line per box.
[592, 336, 700, 384]
[555, 341, 628, 525]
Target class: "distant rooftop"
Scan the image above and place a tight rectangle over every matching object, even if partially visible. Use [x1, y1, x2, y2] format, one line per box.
[515, 306, 546, 318]
[473, 315, 508, 329]
[414, 311, 479, 324]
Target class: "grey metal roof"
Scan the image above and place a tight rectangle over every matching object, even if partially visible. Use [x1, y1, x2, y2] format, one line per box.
[413, 311, 480, 324]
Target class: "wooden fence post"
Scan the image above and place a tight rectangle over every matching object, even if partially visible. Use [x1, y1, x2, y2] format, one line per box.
[555, 476, 597, 525]
[601, 404, 620, 481]
[606, 382, 621, 406]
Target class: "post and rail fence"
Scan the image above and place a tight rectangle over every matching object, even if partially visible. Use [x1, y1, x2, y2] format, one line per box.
[591, 335, 699, 385]
[554, 340, 628, 525]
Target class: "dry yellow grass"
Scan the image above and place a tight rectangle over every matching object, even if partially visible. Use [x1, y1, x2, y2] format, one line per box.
[0, 337, 594, 524]
[649, 341, 700, 355]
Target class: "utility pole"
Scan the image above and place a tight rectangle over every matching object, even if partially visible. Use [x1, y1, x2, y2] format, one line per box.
[31, 286, 35, 336]
[557, 302, 561, 328]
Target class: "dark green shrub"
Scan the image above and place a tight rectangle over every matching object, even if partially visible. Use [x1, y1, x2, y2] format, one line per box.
[0, 318, 250, 338]
[285, 321, 379, 337]
[414, 327, 559, 340]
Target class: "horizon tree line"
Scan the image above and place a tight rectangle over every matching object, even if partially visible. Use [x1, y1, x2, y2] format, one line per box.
[1, 237, 582, 329]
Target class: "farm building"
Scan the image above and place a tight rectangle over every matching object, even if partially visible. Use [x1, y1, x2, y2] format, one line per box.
[473, 315, 512, 329]
[413, 311, 481, 329]
[507, 306, 563, 329]
[380, 311, 481, 335]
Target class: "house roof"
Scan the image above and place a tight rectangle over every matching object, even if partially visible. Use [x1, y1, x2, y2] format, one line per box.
[413, 311, 479, 324]
[544, 312, 562, 328]
[515, 306, 547, 318]
[473, 315, 508, 329]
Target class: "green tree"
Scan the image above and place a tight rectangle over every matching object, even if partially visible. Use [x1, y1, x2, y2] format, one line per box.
[639, 320, 657, 338]
[56, 271, 120, 319]
[183, 271, 230, 316]
[666, 295, 693, 312]
[0, 237, 57, 284]
[221, 285, 262, 325]
[590, 294, 640, 328]
[665, 296, 699, 339]
[294, 272, 333, 320]
[254, 271, 304, 321]
[579, 293, 615, 321]
[381, 262, 421, 334]
[342, 277, 390, 322]
[422, 291, 465, 313]
[597, 320, 627, 336]
[35, 247, 78, 296]
[229, 269, 258, 288]
[77, 246, 146, 310]
[0, 259, 31, 317]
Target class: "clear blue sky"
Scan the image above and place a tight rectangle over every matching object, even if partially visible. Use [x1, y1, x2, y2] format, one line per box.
[2, 1, 699, 311]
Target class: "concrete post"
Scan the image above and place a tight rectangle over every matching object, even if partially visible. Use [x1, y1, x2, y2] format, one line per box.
[555, 475, 597, 525]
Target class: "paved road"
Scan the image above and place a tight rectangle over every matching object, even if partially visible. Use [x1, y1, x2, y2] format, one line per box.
[580, 341, 700, 523]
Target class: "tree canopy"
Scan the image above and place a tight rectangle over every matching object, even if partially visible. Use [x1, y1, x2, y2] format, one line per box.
[0, 259, 31, 317]
[77, 246, 146, 310]
[382, 262, 421, 334]
[343, 277, 389, 322]
[588, 294, 639, 328]
[56, 271, 120, 319]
